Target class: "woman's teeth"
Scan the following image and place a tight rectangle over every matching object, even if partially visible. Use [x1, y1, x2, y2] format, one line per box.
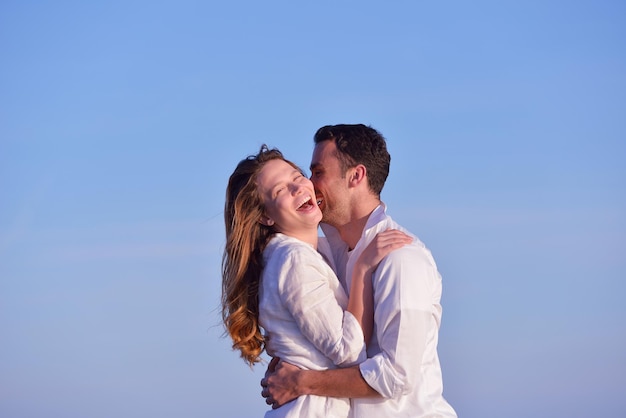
[297, 197, 313, 209]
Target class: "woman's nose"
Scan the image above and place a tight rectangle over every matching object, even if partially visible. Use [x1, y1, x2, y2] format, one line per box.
[290, 183, 304, 195]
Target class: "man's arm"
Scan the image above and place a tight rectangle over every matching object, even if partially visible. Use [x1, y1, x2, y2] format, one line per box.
[261, 360, 381, 409]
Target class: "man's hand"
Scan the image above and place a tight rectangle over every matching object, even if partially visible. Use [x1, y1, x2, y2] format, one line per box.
[260, 359, 302, 409]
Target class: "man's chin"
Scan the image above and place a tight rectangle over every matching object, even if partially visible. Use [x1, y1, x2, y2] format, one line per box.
[320, 213, 337, 227]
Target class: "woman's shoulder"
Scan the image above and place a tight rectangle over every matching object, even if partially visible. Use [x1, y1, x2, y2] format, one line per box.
[265, 233, 318, 263]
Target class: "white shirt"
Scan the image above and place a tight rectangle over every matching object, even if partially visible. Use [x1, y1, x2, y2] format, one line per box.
[320, 204, 457, 418]
[259, 233, 367, 418]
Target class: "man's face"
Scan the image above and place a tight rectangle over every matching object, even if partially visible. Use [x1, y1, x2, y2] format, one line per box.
[309, 140, 351, 227]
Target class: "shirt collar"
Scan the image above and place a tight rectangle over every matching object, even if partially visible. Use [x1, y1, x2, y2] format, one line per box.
[320, 202, 387, 249]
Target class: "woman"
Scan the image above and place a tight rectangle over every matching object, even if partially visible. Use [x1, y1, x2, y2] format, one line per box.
[221, 145, 411, 417]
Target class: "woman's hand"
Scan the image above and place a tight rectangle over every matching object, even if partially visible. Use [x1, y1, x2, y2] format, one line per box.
[356, 229, 413, 273]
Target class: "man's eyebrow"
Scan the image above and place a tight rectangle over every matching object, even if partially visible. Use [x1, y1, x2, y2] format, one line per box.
[310, 162, 321, 171]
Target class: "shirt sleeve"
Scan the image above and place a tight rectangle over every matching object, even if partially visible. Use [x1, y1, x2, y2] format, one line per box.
[278, 247, 366, 367]
[358, 246, 440, 398]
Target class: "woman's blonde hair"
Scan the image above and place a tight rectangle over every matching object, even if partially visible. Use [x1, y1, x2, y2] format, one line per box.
[221, 145, 300, 366]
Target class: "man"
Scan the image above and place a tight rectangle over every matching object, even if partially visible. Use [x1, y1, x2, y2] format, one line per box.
[262, 124, 457, 417]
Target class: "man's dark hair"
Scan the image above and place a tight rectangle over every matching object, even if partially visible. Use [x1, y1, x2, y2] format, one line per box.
[313, 124, 390, 196]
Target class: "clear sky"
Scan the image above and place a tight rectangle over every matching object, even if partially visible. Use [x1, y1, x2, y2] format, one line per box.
[1, 1, 625, 417]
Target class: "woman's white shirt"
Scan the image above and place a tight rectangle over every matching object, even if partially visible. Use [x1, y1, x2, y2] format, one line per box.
[259, 233, 366, 418]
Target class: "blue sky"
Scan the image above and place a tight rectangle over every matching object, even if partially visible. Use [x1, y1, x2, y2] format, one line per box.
[1, 1, 625, 417]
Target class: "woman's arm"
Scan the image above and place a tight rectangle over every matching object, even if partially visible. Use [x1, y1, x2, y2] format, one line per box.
[348, 229, 412, 344]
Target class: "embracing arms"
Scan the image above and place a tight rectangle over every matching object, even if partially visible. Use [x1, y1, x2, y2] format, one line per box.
[262, 229, 413, 408]
[262, 360, 379, 408]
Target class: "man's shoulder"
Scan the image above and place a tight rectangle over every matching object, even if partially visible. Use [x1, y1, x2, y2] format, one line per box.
[384, 241, 435, 267]
[371, 217, 438, 269]
[370, 214, 419, 243]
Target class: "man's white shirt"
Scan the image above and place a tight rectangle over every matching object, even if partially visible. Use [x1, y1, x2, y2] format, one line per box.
[320, 204, 457, 418]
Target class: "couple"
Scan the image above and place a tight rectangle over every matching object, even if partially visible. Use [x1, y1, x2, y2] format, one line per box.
[222, 124, 457, 417]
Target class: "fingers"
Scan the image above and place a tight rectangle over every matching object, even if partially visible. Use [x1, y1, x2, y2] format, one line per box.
[377, 229, 412, 242]
[268, 356, 280, 372]
[374, 230, 412, 249]
[357, 229, 413, 269]
[258, 360, 299, 409]
[261, 381, 278, 408]
[263, 391, 279, 409]
[370, 230, 412, 261]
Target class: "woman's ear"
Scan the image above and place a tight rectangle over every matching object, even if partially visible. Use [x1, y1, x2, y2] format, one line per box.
[259, 216, 275, 227]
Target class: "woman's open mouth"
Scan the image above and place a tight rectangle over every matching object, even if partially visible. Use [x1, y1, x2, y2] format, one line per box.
[296, 197, 315, 211]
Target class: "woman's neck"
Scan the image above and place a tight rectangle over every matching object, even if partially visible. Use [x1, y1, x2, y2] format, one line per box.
[280, 228, 319, 249]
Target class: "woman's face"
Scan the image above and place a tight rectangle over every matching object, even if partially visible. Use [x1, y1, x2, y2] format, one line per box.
[256, 159, 322, 240]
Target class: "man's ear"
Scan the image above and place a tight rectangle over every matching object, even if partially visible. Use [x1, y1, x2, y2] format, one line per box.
[259, 216, 275, 227]
[348, 164, 367, 186]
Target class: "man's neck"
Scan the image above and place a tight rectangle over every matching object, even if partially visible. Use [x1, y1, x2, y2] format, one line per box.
[337, 198, 380, 250]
